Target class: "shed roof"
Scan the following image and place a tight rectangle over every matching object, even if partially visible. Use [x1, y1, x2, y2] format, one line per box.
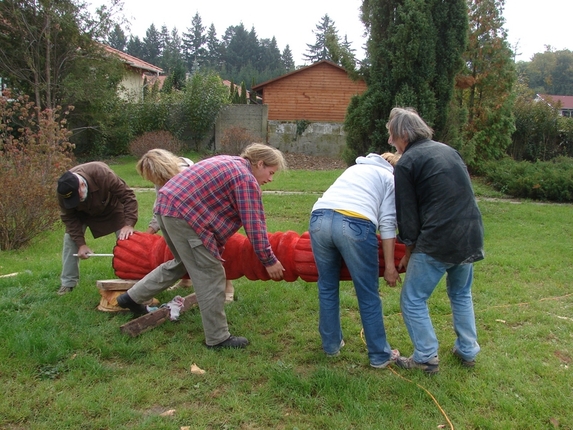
[252, 60, 358, 91]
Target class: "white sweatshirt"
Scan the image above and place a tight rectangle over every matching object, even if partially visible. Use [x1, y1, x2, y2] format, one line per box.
[311, 153, 397, 239]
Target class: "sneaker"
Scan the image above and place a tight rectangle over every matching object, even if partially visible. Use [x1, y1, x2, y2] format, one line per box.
[370, 349, 400, 368]
[452, 348, 476, 367]
[396, 355, 440, 374]
[57, 286, 74, 295]
[116, 293, 148, 315]
[325, 340, 345, 357]
[206, 335, 249, 349]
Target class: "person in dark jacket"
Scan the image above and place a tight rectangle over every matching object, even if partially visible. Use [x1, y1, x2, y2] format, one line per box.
[387, 107, 484, 374]
[56, 162, 138, 295]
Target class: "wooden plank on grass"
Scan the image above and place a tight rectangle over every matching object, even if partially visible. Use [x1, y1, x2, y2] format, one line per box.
[119, 293, 198, 337]
[97, 279, 137, 291]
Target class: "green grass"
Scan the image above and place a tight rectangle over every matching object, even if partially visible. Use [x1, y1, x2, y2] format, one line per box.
[1, 162, 572, 429]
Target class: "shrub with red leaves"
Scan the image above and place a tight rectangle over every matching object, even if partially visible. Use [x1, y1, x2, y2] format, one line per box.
[0, 95, 74, 250]
[219, 126, 259, 156]
[128, 131, 183, 159]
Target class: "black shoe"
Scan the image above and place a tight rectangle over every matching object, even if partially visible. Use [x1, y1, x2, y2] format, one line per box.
[452, 348, 476, 367]
[206, 335, 249, 349]
[57, 286, 74, 295]
[116, 293, 148, 315]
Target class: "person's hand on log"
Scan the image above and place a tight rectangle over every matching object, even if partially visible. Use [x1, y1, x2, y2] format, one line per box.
[118, 225, 134, 240]
[266, 261, 285, 280]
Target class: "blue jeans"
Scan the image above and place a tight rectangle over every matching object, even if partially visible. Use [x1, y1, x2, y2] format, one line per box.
[309, 209, 394, 366]
[400, 252, 480, 362]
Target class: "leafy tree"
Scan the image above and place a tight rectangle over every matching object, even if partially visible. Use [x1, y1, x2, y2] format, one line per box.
[524, 49, 573, 95]
[62, 46, 127, 156]
[508, 83, 560, 161]
[344, 0, 468, 163]
[455, 0, 516, 169]
[0, 0, 122, 110]
[172, 71, 230, 150]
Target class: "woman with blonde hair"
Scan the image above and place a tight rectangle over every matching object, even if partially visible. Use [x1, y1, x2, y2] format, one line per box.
[136, 148, 235, 300]
[119, 143, 287, 349]
[136, 148, 193, 234]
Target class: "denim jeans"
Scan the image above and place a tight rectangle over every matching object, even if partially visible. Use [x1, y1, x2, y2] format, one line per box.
[309, 209, 394, 366]
[400, 252, 480, 363]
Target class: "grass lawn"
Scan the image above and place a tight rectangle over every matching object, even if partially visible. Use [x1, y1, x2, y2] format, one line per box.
[0, 157, 572, 429]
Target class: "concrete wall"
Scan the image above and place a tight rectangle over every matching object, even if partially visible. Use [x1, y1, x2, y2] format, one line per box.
[214, 105, 268, 151]
[214, 104, 346, 157]
[267, 121, 346, 157]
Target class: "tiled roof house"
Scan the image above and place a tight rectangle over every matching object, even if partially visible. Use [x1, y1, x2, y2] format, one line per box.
[535, 94, 573, 117]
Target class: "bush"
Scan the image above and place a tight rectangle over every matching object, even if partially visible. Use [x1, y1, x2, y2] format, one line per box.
[481, 157, 573, 202]
[219, 126, 259, 155]
[0, 96, 74, 250]
[128, 131, 183, 159]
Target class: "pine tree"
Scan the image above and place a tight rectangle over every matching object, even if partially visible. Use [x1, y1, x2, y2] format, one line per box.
[282, 45, 295, 72]
[344, 0, 468, 162]
[108, 24, 127, 51]
[224, 23, 251, 73]
[205, 24, 223, 70]
[240, 81, 248, 104]
[303, 14, 334, 64]
[126, 35, 145, 59]
[143, 24, 161, 65]
[182, 12, 207, 71]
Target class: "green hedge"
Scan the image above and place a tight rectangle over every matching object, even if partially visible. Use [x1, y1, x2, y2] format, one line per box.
[481, 157, 573, 202]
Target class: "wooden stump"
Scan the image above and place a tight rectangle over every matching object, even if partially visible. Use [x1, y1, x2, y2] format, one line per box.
[96, 279, 158, 312]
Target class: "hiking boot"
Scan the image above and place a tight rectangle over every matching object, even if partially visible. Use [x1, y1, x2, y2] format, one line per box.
[396, 355, 439, 374]
[370, 349, 400, 368]
[57, 286, 74, 295]
[325, 340, 345, 357]
[452, 348, 476, 367]
[206, 335, 249, 349]
[116, 293, 148, 315]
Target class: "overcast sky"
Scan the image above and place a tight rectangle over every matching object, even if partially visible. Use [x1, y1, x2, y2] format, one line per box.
[117, 0, 570, 64]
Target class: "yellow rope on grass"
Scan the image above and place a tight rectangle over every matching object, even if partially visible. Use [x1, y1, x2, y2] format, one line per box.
[360, 329, 455, 430]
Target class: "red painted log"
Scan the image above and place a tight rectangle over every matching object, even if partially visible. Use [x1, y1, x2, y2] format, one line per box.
[112, 231, 406, 282]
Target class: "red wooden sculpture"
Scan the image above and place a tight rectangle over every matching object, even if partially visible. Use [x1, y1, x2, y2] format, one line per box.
[112, 231, 406, 282]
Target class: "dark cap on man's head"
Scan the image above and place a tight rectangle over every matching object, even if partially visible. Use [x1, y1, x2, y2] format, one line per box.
[57, 171, 80, 209]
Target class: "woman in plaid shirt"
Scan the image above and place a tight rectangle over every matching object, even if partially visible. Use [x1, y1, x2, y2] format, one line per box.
[117, 143, 287, 349]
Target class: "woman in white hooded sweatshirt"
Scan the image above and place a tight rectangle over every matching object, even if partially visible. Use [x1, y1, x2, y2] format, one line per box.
[309, 153, 400, 368]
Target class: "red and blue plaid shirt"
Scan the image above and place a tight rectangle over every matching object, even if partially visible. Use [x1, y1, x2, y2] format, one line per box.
[156, 155, 277, 267]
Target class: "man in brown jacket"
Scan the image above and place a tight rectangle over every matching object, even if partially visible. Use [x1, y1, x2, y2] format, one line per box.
[56, 162, 138, 295]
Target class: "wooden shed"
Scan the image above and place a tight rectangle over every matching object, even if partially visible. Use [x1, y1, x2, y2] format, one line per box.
[252, 60, 367, 122]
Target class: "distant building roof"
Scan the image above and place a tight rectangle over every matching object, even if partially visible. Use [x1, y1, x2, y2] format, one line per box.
[536, 94, 573, 110]
[103, 45, 163, 75]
